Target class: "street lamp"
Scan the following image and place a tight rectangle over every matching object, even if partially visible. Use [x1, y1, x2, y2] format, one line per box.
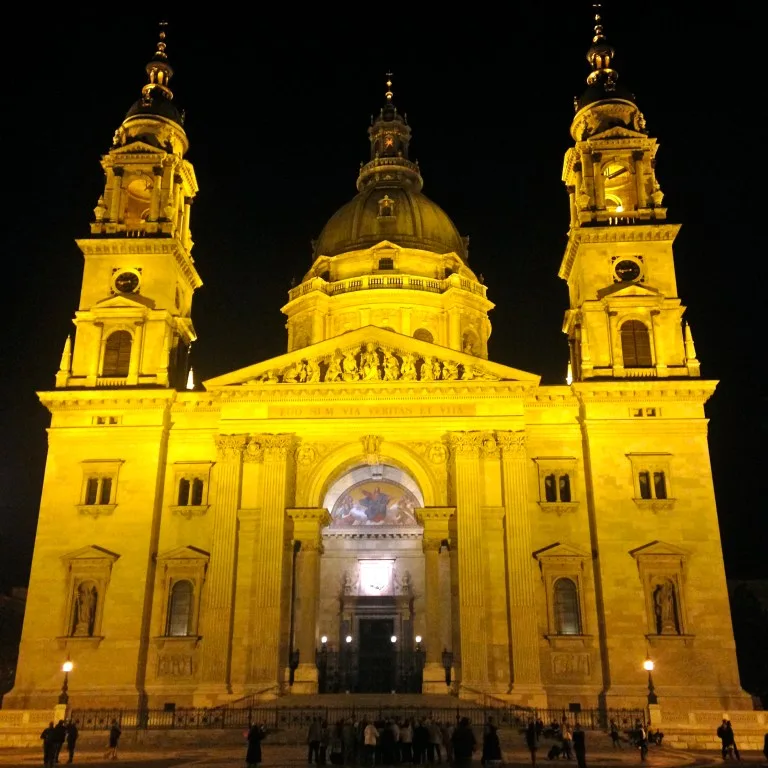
[643, 655, 658, 705]
[58, 657, 74, 705]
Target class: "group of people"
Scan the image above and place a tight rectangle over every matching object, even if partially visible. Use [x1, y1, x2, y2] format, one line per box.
[39, 720, 78, 767]
[523, 719, 586, 768]
[299, 715, 500, 766]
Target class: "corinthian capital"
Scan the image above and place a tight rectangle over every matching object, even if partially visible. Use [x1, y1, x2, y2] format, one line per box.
[215, 434, 248, 461]
[258, 433, 296, 461]
[496, 430, 527, 458]
[447, 431, 484, 459]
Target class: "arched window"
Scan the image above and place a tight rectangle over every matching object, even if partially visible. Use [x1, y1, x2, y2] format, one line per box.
[102, 331, 132, 377]
[413, 328, 434, 344]
[554, 578, 581, 635]
[167, 580, 194, 637]
[620, 320, 652, 367]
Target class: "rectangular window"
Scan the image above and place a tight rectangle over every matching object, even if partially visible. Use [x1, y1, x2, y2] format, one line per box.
[85, 478, 99, 505]
[544, 474, 557, 502]
[639, 471, 652, 499]
[559, 475, 572, 503]
[653, 471, 667, 499]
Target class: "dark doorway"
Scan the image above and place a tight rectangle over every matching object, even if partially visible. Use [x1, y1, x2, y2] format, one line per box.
[357, 618, 395, 693]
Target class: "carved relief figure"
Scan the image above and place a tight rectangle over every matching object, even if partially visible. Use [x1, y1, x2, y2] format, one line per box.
[282, 360, 302, 383]
[442, 360, 459, 380]
[653, 579, 680, 634]
[383, 349, 400, 380]
[361, 343, 381, 380]
[420, 357, 435, 381]
[305, 358, 321, 383]
[400, 352, 417, 381]
[326, 351, 343, 382]
[73, 581, 98, 637]
[432, 358, 443, 380]
[342, 351, 359, 381]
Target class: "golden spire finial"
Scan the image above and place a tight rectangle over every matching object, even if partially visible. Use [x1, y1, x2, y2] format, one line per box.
[155, 20, 169, 60]
[385, 71, 394, 103]
[592, 2, 605, 43]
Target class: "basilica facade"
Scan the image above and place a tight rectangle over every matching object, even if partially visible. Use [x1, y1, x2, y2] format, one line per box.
[6, 19, 750, 713]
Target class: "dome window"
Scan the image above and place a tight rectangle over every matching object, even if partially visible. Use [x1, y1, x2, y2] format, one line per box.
[378, 257, 394, 271]
[377, 195, 395, 218]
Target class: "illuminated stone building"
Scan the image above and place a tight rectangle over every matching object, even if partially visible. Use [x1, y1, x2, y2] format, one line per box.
[6, 18, 751, 712]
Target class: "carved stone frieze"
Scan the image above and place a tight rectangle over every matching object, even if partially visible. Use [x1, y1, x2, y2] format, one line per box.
[480, 432, 499, 459]
[215, 434, 247, 461]
[496, 430, 527, 458]
[422, 538, 442, 554]
[157, 653, 194, 678]
[248, 341, 500, 386]
[551, 652, 591, 678]
[296, 444, 318, 467]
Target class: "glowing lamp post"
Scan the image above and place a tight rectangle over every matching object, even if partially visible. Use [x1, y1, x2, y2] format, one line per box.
[58, 658, 74, 705]
[643, 656, 658, 705]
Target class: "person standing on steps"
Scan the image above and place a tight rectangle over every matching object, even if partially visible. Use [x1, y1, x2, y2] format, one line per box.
[65, 720, 79, 764]
[308, 717, 322, 764]
[245, 721, 267, 768]
[105, 720, 121, 760]
[609, 719, 622, 750]
[525, 719, 538, 767]
[572, 723, 587, 768]
[41, 721, 56, 768]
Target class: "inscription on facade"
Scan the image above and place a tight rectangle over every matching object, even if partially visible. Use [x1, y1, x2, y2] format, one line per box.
[269, 403, 475, 419]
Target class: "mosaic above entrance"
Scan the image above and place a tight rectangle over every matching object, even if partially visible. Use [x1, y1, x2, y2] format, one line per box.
[331, 480, 419, 527]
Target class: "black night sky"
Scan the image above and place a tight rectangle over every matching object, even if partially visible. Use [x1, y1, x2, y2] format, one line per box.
[0, 6, 764, 591]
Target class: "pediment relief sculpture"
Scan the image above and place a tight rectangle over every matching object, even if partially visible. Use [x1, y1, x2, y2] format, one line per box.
[250, 342, 500, 385]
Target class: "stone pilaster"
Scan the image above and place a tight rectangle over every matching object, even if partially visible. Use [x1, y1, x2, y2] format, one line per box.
[415, 507, 455, 693]
[196, 434, 246, 700]
[287, 507, 331, 694]
[249, 434, 295, 692]
[229, 507, 261, 697]
[497, 430, 547, 706]
[448, 432, 489, 692]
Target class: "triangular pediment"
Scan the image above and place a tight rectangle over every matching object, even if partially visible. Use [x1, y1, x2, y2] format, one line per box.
[110, 140, 167, 157]
[591, 125, 647, 141]
[629, 540, 688, 559]
[93, 293, 156, 310]
[204, 326, 539, 388]
[156, 545, 210, 563]
[533, 542, 590, 561]
[598, 282, 662, 300]
[61, 545, 120, 563]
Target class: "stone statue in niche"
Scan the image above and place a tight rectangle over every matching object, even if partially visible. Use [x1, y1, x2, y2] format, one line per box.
[342, 570, 353, 595]
[73, 581, 98, 637]
[342, 351, 359, 381]
[400, 353, 417, 381]
[653, 580, 680, 634]
[383, 350, 400, 381]
[326, 351, 343, 382]
[361, 343, 381, 381]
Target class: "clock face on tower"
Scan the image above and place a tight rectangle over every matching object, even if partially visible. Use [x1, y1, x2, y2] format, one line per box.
[114, 271, 140, 294]
[614, 259, 641, 282]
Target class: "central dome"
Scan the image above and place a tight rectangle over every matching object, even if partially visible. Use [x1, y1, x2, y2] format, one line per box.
[314, 184, 466, 259]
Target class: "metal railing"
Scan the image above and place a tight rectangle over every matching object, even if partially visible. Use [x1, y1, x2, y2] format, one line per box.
[71, 705, 645, 733]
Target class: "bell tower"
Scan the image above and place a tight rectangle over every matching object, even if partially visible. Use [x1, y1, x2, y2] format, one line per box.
[559, 9, 700, 381]
[56, 24, 201, 389]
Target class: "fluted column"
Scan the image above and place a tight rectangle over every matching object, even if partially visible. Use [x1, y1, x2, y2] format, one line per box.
[415, 506, 455, 692]
[249, 434, 295, 691]
[197, 435, 246, 699]
[448, 432, 489, 692]
[287, 507, 331, 694]
[497, 431, 547, 705]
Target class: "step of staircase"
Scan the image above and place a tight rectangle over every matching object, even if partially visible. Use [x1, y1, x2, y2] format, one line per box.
[252, 692, 468, 709]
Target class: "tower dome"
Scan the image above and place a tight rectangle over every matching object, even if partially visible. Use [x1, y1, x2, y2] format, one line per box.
[314, 184, 466, 259]
[314, 75, 467, 260]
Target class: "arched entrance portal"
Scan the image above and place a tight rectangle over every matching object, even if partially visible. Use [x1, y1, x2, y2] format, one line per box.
[317, 464, 425, 693]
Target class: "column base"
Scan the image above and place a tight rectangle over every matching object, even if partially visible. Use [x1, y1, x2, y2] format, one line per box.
[289, 663, 319, 694]
[506, 683, 548, 708]
[192, 684, 234, 707]
[420, 662, 450, 694]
